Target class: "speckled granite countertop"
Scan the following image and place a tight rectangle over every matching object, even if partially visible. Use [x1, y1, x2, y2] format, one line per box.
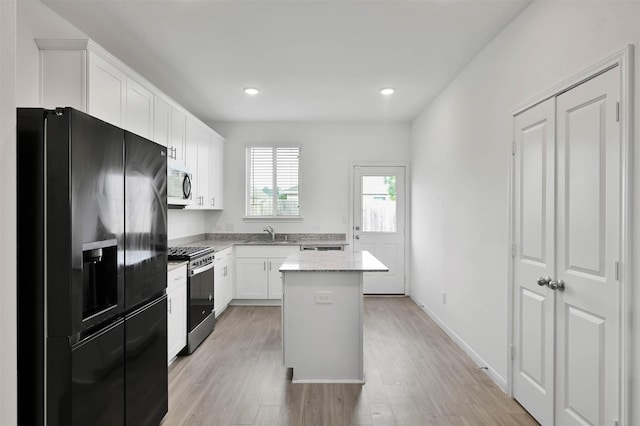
[180, 239, 244, 252]
[169, 233, 348, 252]
[279, 250, 388, 272]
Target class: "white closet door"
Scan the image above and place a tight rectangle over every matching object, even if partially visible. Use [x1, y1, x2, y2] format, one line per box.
[512, 98, 556, 426]
[513, 65, 623, 426]
[555, 66, 621, 426]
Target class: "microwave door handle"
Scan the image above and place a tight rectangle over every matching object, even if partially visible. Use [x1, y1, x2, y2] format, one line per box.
[190, 262, 214, 277]
[183, 174, 192, 199]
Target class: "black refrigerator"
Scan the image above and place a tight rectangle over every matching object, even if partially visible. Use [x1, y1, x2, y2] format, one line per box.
[17, 107, 168, 425]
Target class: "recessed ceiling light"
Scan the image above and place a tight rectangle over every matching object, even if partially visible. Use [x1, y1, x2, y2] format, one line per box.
[380, 87, 395, 96]
[244, 87, 259, 95]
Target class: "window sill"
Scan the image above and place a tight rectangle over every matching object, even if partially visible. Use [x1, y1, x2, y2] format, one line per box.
[243, 216, 304, 222]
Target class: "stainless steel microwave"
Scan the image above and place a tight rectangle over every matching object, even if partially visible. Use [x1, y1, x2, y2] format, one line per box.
[167, 162, 192, 206]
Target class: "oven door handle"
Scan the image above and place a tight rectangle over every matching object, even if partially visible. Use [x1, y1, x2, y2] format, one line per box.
[190, 261, 214, 277]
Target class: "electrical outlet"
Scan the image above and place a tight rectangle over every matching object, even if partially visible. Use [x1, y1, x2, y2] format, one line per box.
[441, 291, 447, 304]
[315, 291, 334, 304]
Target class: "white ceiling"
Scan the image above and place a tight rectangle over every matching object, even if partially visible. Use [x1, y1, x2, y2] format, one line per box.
[41, 0, 531, 123]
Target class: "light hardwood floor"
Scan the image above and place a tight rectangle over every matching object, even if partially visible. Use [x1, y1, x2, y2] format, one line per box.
[162, 297, 538, 426]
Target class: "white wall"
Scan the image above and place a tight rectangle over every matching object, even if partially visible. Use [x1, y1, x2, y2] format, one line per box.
[410, 0, 640, 422]
[0, 0, 17, 422]
[168, 209, 210, 240]
[208, 121, 411, 235]
[16, 0, 86, 106]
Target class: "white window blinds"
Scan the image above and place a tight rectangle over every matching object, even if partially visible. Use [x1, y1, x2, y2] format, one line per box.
[247, 147, 300, 217]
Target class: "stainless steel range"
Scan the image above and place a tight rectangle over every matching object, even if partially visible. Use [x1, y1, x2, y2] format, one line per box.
[168, 246, 215, 354]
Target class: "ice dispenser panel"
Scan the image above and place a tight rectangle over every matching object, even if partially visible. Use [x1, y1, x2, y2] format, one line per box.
[82, 239, 118, 320]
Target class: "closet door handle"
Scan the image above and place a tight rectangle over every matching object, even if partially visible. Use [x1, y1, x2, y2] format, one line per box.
[537, 276, 551, 287]
[549, 280, 565, 291]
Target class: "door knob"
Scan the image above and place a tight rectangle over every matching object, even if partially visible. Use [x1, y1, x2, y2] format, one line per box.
[537, 276, 551, 287]
[549, 280, 565, 291]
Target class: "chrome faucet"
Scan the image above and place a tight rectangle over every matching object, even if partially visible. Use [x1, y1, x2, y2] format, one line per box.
[263, 225, 275, 241]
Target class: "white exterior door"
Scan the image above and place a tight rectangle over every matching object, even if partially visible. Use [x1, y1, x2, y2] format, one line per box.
[353, 166, 406, 294]
[512, 98, 556, 426]
[512, 66, 622, 426]
[555, 66, 620, 426]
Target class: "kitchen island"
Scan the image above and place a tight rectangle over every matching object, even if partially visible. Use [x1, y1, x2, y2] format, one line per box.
[280, 251, 388, 383]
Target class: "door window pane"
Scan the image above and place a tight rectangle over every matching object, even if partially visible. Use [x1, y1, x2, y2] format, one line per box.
[362, 175, 396, 232]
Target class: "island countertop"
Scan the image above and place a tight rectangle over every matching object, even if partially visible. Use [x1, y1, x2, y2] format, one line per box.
[280, 250, 388, 272]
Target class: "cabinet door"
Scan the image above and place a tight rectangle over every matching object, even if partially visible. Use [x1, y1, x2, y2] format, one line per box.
[170, 108, 186, 164]
[268, 257, 287, 299]
[209, 131, 224, 209]
[167, 284, 187, 363]
[185, 117, 201, 207]
[214, 257, 225, 315]
[235, 258, 268, 299]
[198, 132, 212, 209]
[153, 96, 170, 147]
[185, 119, 213, 210]
[224, 252, 234, 304]
[125, 77, 153, 139]
[87, 50, 126, 127]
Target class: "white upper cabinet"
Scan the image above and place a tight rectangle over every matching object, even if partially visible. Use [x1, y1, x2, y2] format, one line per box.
[185, 117, 210, 209]
[152, 96, 171, 147]
[184, 116, 200, 203]
[153, 95, 188, 163]
[125, 77, 153, 139]
[210, 132, 224, 209]
[170, 108, 187, 164]
[197, 130, 212, 208]
[87, 50, 126, 127]
[184, 119, 224, 211]
[36, 38, 225, 210]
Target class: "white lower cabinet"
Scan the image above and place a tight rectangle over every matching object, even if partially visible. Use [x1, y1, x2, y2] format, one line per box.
[267, 257, 288, 299]
[235, 258, 269, 299]
[214, 247, 234, 316]
[235, 246, 299, 300]
[167, 264, 187, 364]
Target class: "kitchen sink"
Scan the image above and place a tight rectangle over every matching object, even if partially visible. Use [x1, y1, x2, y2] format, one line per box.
[241, 240, 298, 245]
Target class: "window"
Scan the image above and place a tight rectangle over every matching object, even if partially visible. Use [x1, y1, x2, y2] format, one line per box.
[361, 175, 397, 232]
[246, 147, 300, 218]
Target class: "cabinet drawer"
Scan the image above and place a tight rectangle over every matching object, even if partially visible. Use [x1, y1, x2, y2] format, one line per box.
[217, 247, 233, 258]
[167, 264, 187, 291]
[235, 245, 299, 258]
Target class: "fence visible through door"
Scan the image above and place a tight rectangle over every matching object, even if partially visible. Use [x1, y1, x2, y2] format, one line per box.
[353, 165, 406, 294]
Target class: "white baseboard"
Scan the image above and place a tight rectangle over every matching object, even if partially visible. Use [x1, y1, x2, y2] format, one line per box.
[409, 295, 508, 392]
[229, 299, 281, 306]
